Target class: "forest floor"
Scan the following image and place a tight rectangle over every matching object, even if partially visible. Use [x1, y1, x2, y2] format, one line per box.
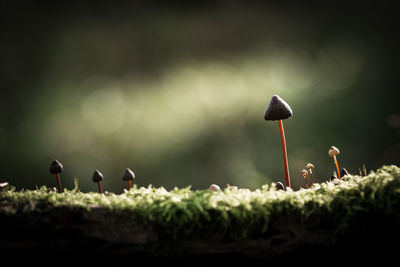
[1, 165, 400, 265]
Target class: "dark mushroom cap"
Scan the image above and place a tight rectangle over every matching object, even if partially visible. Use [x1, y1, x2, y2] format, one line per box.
[122, 168, 135, 181]
[340, 168, 349, 177]
[49, 160, 63, 174]
[264, 95, 293, 121]
[92, 170, 103, 183]
[275, 182, 285, 190]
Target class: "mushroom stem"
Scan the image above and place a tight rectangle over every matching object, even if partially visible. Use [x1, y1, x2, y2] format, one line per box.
[97, 182, 103, 194]
[278, 120, 291, 188]
[333, 155, 341, 179]
[127, 180, 132, 190]
[309, 169, 314, 186]
[55, 173, 62, 193]
[304, 178, 309, 189]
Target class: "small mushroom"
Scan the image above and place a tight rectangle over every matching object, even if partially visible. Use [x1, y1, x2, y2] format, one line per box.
[264, 95, 293, 188]
[0, 182, 9, 191]
[340, 168, 349, 178]
[92, 170, 104, 194]
[49, 160, 63, 193]
[275, 182, 285, 191]
[328, 146, 341, 179]
[209, 184, 221, 192]
[301, 169, 309, 189]
[306, 163, 315, 186]
[122, 168, 135, 190]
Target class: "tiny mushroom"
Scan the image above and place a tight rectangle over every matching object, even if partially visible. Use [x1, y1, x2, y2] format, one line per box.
[209, 184, 221, 192]
[92, 170, 104, 194]
[301, 169, 309, 189]
[275, 182, 285, 191]
[122, 168, 135, 190]
[306, 163, 315, 186]
[49, 160, 63, 193]
[0, 182, 9, 191]
[264, 95, 293, 188]
[328, 146, 341, 179]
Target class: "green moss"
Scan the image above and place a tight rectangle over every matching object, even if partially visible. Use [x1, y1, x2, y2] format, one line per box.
[2, 165, 400, 241]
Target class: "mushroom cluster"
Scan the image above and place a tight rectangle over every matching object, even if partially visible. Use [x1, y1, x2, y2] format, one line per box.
[263, 95, 351, 190]
[47, 160, 136, 193]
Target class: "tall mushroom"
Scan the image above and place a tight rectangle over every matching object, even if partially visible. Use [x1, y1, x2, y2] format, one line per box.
[328, 146, 341, 179]
[122, 168, 135, 190]
[92, 170, 104, 194]
[264, 95, 293, 188]
[49, 160, 63, 193]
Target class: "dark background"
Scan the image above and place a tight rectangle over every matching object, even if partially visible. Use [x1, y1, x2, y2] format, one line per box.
[1, 1, 399, 192]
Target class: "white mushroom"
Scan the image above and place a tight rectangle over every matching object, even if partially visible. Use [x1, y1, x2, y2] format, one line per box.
[209, 184, 221, 192]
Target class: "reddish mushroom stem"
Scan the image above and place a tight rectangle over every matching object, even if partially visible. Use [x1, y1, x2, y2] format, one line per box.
[55, 173, 62, 193]
[278, 120, 291, 188]
[333, 155, 341, 180]
[127, 180, 132, 190]
[309, 170, 314, 186]
[97, 182, 103, 194]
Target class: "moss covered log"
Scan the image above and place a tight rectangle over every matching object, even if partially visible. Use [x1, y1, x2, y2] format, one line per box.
[1, 165, 400, 263]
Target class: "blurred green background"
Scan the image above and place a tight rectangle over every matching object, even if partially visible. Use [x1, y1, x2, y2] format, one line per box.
[1, 1, 399, 192]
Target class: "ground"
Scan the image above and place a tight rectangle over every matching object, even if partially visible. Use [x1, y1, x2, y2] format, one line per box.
[1, 165, 400, 265]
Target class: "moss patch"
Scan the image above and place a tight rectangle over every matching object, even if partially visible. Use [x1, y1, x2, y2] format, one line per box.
[1, 165, 400, 242]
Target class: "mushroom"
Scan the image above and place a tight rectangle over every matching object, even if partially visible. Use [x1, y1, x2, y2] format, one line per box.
[301, 169, 309, 189]
[264, 95, 293, 188]
[92, 170, 104, 194]
[122, 168, 135, 190]
[209, 184, 221, 192]
[0, 182, 9, 191]
[306, 163, 315, 186]
[328, 146, 341, 179]
[274, 182, 285, 191]
[49, 160, 63, 193]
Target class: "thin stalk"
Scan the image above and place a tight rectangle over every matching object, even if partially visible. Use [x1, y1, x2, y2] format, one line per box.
[304, 179, 309, 189]
[333, 155, 341, 179]
[278, 120, 291, 188]
[56, 173, 62, 193]
[97, 182, 103, 194]
[309, 170, 314, 186]
[128, 180, 132, 190]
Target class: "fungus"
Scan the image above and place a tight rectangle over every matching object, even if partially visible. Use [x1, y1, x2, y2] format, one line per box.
[49, 160, 63, 193]
[92, 170, 104, 194]
[209, 184, 221, 192]
[122, 168, 135, 190]
[301, 169, 309, 189]
[264, 95, 293, 187]
[274, 182, 285, 191]
[328, 146, 341, 179]
[0, 182, 9, 190]
[306, 163, 315, 186]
